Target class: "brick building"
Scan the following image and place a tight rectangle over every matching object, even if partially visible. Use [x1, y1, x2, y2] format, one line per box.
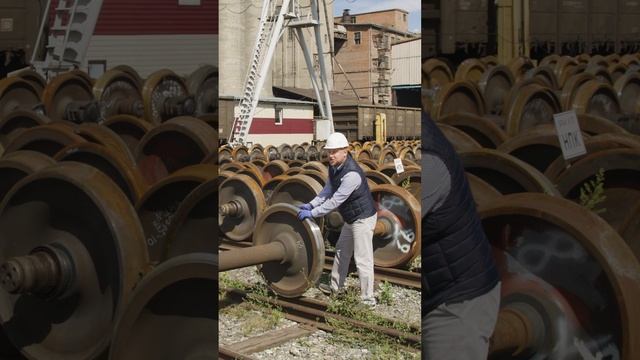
[333, 9, 417, 104]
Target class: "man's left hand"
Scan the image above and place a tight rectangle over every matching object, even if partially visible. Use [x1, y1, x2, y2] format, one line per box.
[297, 209, 313, 221]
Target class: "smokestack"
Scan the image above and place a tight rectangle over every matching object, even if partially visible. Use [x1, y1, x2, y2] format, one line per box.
[342, 9, 351, 23]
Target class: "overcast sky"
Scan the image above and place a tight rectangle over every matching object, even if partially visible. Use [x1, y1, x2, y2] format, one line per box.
[332, 0, 421, 33]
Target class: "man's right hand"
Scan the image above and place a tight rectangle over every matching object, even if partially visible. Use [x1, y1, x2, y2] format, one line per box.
[299, 203, 313, 211]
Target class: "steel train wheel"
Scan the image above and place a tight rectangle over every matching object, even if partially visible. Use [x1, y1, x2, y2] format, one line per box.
[555, 148, 640, 260]
[186, 65, 218, 116]
[496, 125, 566, 173]
[109, 253, 217, 360]
[439, 113, 507, 149]
[3, 124, 86, 157]
[254, 203, 324, 298]
[430, 81, 486, 120]
[103, 115, 154, 156]
[142, 69, 192, 125]
[437, 123, 483, 152]
[460, 149, 560, 196]
[506, 84, 562, 137]
[219, 174, 266, 242]
[0, 151, 55, 204]
[54, 142, 146, 204]
[42, 72, 96, 123]
[480, 194, 640, 359]
[370, 184, 421, 268]
[163, 178, 217, 260]
[135, 116, 216, 185]
[478, 65, 514, 115]
[0, 78, 42, 117]
[137, 164, 216, 262]
[93, 69, 144, 121]
[0, 110, 50, 149]
[0, 162, 149, 359]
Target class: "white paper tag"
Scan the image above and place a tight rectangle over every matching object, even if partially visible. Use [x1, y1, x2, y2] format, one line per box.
[394, 158, 405, 174]
[0, 18, 13, 32]
[553, 110, 587, 160]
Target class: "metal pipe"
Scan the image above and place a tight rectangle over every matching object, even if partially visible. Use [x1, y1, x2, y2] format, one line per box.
[219, 242, 287, 272]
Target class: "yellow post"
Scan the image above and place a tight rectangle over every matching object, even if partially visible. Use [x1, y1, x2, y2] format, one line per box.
[375, 113, 387, 143]
[497, 0, 530, 64]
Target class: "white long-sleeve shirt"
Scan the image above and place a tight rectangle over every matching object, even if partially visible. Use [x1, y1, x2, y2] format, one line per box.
[309, 165, 362, 218]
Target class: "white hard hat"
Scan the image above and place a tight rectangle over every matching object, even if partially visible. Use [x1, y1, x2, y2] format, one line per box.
[324, 132, 349, 149]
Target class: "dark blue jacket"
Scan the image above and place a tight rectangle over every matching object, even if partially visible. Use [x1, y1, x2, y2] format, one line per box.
[329, 154, 377, 224]
[422, 113, 499, 314]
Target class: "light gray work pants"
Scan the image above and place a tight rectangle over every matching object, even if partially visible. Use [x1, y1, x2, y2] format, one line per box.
[422, 283, 501, 360]
[330, 213, 377, 301]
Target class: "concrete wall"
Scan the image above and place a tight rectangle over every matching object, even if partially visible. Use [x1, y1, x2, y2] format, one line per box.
[272, 0, 334, 90]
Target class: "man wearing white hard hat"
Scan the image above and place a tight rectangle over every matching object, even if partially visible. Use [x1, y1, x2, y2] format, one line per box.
[297, 132, 378, 307]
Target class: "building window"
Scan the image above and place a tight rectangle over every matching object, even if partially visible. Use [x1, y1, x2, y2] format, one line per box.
[354, 32, 361, 45]
[88, 60, 106, 79]
[403, 14, 407, 22]
[350, 16, 356, 23]
[275, 106, 283, 125]
[178, 0, 200, 5]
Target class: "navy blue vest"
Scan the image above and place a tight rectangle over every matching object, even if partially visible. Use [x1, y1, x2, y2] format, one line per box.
[329, 154, 377, 224]
[422, 113, 499, 314]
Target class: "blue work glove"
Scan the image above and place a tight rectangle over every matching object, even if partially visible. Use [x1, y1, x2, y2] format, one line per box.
[297, 209, 313, 221]
[299, 203, 313, 211]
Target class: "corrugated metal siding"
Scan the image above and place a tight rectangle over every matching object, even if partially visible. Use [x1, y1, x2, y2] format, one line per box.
[391, 39, 420, 86]
[84, 34, 217, 77]
[50, 0, 217, 35]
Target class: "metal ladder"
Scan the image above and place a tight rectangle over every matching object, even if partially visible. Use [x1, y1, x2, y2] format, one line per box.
[31, 0, 104, 78]
[230, 0, 291, 145]
[229, 0, 334, 145]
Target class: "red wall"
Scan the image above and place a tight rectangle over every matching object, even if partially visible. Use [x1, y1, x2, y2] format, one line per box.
[249, 118, 314, 134]
[50, 0, 217, 35]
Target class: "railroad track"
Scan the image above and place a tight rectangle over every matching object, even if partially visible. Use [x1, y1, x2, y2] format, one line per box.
[219, 287, 420, 359]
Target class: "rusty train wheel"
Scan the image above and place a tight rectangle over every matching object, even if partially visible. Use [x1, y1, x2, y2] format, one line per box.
[254, 204, 324, 298]
[571, 80, 621, 120]
[262, 160, 289, 182]
[439, 113, 508, 149]
[54, 142, 146, 205]
[135, 116, 216, 185]
[613, 71, 640, 114]
[162, 178, 217, 260]
[436, 123, 483, 152]
[0, 150, 55, 204]
[109, 253, 217, 360]
[137, 164, 216, 261]
[506, 84, 562, 137]
[4, 124, 86, 157]
[480, 194, 640, 359]
[142, 69, 192, 125]
[186, 65, 218, 116]
[0, 109, 50, 149]
[431, 81, 486, 120]
[455, 58, 487, 83]
[219, 174, 266, 242]
[93, 70, 143, 120]
[466, 172, 501, 209]
[103, 115, 154, 156]
[0, 78, 42, 117]
[525, 66, 559, 90]
[370, 184, 421, 268]
[42, 72, 95, 123]
[478, 65, 514, 115]
[365, 170, 395, 186]
[0, 162, 149, 359]
[460, 149, 560, 196]
[497, 125, 566, 174]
